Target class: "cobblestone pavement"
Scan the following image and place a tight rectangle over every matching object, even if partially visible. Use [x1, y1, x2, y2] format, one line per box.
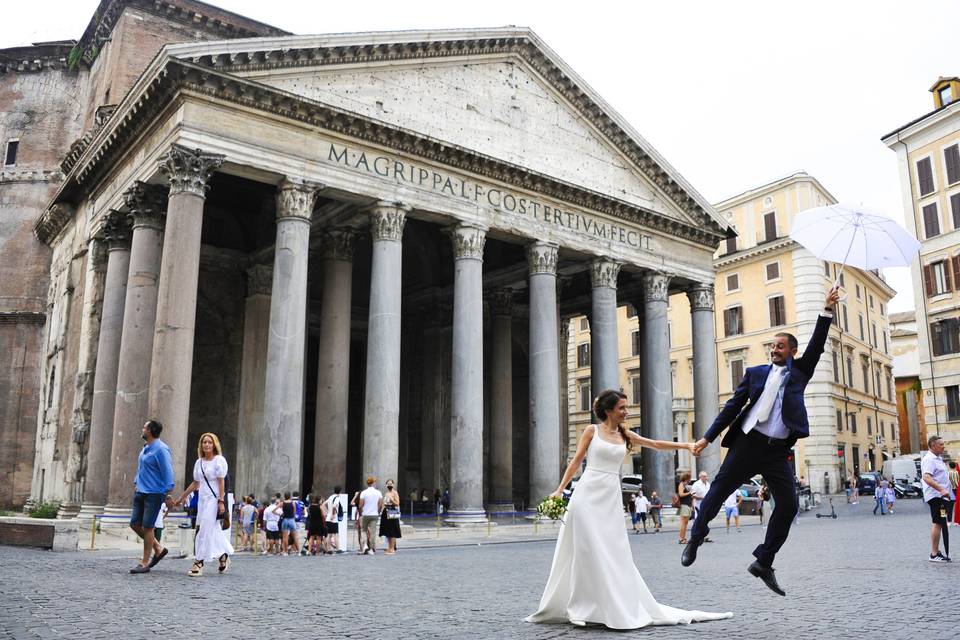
[0, 497, 953, 639]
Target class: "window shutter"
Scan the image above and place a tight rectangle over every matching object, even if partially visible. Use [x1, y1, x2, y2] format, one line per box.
[931, 323, 943, 357]
[923, 203, 940, 238]
[725, 236, 736, 254]
[918, 158, 934, 195]
[768, 297, 776, 326]
[946, 258, 955, 292]
[924, 264, 934, 297]
[764, 213, 777, 241]
[723, 308, 731, 336]
[946, 145, 960, 184]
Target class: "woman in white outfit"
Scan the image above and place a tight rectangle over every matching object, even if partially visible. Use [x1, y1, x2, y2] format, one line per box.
[527, 389, 733, 630]
[175, 432, 234, 577]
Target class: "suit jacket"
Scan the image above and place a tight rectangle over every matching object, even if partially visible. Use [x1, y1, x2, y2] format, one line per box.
[704, 313, 832, 449]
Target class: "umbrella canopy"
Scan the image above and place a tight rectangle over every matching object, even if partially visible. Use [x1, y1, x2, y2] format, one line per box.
[790, 203, 920, 285]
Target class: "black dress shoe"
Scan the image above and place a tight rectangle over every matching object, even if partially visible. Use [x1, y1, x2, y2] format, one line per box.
[748, 560, 785, 596]
[681, 539, 702, 567]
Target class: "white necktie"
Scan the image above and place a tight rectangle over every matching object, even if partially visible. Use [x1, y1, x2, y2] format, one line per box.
[743, 365, 785, 434]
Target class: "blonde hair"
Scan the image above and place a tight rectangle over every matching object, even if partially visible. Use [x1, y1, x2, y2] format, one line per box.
[197, 432, 222, 459]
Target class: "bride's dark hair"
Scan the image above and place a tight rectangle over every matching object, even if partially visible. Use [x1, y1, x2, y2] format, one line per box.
[593, 389, 632, 451]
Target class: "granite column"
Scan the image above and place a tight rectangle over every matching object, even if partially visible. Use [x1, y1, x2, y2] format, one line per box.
[362, 202, 407, 485]
[527, 241, 560, 505]
[488, 290, 514, 511]
[447, 224, 487, 523]
[640, 271, 673, 502]
[590, 258, 622, 397]
[313, 229, 356, 494]
[147, 145, 223, 487]
[688, 283, 721, 478]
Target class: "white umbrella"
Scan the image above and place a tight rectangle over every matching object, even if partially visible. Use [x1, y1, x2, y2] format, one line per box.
[789, 203, 920, 290]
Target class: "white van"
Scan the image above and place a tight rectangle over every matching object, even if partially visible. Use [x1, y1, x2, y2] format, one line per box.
[882, 457, 920, 483]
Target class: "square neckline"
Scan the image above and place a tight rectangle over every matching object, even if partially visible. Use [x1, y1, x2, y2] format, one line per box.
[592, 425, 626, 446]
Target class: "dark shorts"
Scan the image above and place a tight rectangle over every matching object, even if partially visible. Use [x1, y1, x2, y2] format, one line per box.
[929, 497, 952, 525]
[154, 528, 163, 542]
[130, 492, 164, 529]
[266, 528, 280, 540]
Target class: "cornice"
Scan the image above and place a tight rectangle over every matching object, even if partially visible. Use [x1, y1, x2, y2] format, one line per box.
[0, 169, 64, 185]
[37, 56, 725, 248]
[714, 238, 795, 267]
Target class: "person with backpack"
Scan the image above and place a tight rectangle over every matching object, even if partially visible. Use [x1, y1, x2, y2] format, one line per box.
[324, 486, 345, 554]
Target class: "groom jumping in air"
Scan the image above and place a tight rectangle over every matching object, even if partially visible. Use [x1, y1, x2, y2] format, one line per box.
[681, 285, 841, 596]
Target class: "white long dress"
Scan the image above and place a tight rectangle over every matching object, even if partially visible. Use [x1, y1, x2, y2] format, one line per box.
[526, 430, 733, 629]
[193, 455, 234, 562]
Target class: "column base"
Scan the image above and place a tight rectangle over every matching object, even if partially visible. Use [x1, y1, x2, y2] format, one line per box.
[443, 509, 488, 526]
[102, 505, 133, 523]
[485, 501, 515, 513]
[76, 504, 105, 520]
[57, 502, 81, 519]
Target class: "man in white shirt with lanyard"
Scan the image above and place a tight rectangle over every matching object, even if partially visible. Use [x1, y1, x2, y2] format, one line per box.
[922, 435, 955, 562]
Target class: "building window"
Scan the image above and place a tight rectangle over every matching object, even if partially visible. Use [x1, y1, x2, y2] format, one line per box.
[723, 306, 744, 337]
[768, 295, 786, 327]
[577, 343, 591, 367]
[941, 85, 955, 107]
[858, 313, 865, 341]
[3, 140, 18, 166]
[951, 193, 960, 230]
[862, 362, 870, 393]
[886, 373, 893, 401]
[855, 284, 861, 300]
[832, 350, 840, 383]
[945, 144, 960, 185]
[931, 318, 960, 356]
[836, 409, 843, 433]
[765, 261, 781, 281]
[824, 261, 831, 277]
[868, 294, 874, 309]
[883, 330, 889, 354]
[763, 212, 778, 242]
[875, 369, 882, 398]
[578, 379, 591, 412]
[846, 356, 854, 387]
[579, 317, 589, 332]
[947, 385, 960, 421]
[917, 157, 935, 196]
[923, 203, 941, 238]
[924, 261, 953, 297]
[849, 414, 857, 434]
[725, 235, 737, 255]
[866, 416, 872, 435]
[631, 330, 640, 357]
[730, 358, 744, 389]
[726, 273, 740, 292]
[630, 373, 641, 405]
[626, 304, 637, 318]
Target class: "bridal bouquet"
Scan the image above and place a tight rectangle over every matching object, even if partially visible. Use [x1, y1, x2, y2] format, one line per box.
[536, 496, 568, 521]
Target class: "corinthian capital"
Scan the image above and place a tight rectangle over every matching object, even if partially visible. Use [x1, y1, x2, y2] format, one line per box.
[489, 289, 514, 316]
[276, 178, 322, 221]
[590, 258, 622, 289]
[526, 241, 559, 275]
[321, 229, 357, 261]
[157, 144, 224, 197]
[101, 209, 132, 250]
[642, 271, 671, 303]
[122, 181, 166, 230]
[449, 223, 487, 261]
[369, 201, 408, 242]
[686, 283, 715, 311]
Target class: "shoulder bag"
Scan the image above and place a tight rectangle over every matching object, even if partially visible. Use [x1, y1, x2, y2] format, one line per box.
[200, 461, 231, 531]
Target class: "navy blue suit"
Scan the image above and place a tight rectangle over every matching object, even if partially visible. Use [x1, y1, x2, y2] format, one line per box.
[691, 313, 832, 567]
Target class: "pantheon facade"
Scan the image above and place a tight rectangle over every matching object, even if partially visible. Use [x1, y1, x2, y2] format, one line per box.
[11, 3, 731, 520]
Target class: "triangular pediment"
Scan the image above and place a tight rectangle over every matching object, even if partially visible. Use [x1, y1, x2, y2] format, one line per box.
[248, 58, 692, 222]
[166, 29, 731, 236]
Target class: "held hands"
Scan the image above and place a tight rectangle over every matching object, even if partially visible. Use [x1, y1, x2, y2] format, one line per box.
[824, 286, 840, 310]
[691, 438, 708, 457]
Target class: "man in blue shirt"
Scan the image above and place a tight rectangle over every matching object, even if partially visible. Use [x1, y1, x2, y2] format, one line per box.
[129, 419, 175, 574]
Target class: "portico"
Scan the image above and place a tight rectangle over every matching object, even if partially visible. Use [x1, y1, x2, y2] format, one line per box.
[31, 29, 729, 516]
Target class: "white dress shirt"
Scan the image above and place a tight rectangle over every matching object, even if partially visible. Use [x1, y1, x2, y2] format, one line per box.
[741, 363, 790, 439]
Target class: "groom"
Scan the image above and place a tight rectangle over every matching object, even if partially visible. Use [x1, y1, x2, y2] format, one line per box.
[681, 286, 840, 595]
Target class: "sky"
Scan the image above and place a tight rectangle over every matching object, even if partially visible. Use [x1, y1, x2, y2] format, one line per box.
[5, 0, 958, 312]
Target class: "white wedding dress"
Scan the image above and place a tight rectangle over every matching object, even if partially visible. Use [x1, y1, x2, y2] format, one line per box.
[526, 429, 733, 629]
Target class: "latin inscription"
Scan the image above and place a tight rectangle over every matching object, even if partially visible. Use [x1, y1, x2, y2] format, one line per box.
[327, 143, 651, 250]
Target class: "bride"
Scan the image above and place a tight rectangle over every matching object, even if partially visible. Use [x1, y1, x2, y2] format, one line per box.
[527, 389, 733, 629]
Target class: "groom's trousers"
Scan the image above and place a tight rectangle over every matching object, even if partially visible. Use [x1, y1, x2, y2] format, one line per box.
[689, 430, 799, 567]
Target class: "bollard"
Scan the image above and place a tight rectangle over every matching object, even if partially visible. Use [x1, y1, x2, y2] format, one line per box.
[90, 515, 98, 550]
[534, 517, 539, 536]
[487, 513, 492, 537]
[436, 514, 441, 539]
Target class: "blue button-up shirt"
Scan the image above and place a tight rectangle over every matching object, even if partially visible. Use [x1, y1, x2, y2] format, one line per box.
[134, 439, 175, 495]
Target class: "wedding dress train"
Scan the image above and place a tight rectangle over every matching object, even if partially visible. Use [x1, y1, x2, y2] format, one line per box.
[526, 430, 733, 629]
